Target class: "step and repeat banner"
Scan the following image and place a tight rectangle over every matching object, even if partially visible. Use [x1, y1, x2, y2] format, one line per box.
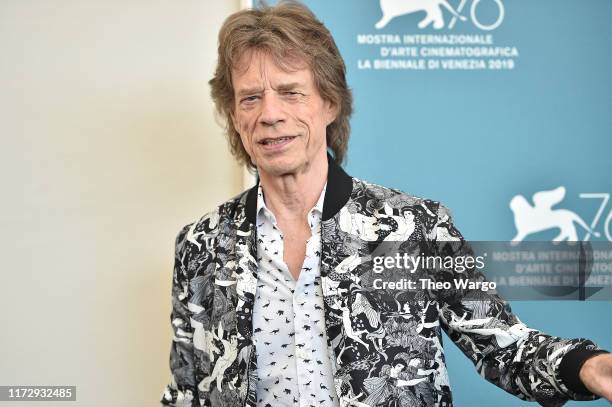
[299, 0, 611, 242]
[295, 1, 611, 405]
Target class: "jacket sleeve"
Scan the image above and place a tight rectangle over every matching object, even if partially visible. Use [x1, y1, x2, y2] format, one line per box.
[160, 224, 199, 407]
[431, 203, 608, 406]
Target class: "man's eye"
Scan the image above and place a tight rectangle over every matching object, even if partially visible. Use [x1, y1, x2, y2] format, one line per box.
[241, 96, 259, 103]
[283, 91, 302, 98]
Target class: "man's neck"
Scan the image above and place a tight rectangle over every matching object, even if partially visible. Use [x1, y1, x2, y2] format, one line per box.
[257, 153, 328, 222]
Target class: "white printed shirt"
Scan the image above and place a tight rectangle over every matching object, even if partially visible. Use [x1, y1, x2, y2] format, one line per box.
[252, 183, 339, 407]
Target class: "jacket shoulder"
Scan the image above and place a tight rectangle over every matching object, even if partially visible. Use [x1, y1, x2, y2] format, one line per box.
[174, 188, 251, 257]
[351, 177, 458, 238]
[353, 177, 448, 214]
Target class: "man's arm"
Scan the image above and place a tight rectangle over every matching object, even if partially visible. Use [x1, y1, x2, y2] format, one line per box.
[160, 224, 199, 407]
[432, 204, 610, 406]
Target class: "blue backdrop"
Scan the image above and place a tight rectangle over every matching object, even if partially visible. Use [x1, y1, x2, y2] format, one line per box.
[267, 0, 611, 405]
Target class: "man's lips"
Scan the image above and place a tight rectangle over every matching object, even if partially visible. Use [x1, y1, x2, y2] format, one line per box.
[258, 136, 297, 145]
[257, 136, 297, 150]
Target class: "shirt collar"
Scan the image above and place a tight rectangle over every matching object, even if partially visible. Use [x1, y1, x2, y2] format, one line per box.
[245, 152, 353, 224]
[256, 182, 327, 229]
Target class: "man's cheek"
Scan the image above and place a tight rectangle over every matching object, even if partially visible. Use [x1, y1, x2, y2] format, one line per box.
[238, 130, 252, 155]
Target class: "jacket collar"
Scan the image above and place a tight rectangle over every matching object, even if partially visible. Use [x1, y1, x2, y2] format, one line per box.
[244, 152, 353, 223]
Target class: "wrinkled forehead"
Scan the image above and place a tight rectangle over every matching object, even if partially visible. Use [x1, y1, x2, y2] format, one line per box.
[230, 48, 312, 87]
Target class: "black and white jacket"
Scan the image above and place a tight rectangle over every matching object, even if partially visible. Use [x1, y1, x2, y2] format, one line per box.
[161, 154, 604, 407]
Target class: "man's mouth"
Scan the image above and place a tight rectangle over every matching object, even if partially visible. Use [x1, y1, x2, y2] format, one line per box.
[258, 136, 296, 145]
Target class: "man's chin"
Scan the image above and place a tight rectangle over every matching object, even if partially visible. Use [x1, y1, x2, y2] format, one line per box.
[257, 156, 301, 177]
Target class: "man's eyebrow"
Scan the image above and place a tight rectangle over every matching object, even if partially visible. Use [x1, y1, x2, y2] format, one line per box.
[236, 87, 264, 98]
[236, 82, 305, 98]
[275, 82, 304, 92]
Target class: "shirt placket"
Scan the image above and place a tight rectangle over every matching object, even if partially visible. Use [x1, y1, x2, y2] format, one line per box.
[294, 212, 326, 407]
[255, 183, 337, 407]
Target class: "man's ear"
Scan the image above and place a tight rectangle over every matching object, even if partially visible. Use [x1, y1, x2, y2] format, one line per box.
[325, 101, 339, 126]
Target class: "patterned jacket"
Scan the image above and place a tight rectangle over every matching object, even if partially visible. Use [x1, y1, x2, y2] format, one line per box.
[161, 154, 604, 407]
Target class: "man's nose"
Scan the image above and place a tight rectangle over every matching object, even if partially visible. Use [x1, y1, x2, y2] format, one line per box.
[258, 93, 285, 126]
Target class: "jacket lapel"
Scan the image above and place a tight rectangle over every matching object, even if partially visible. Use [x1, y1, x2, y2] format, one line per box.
[233, 201, 259, 406]
[205, 187, 259, 406]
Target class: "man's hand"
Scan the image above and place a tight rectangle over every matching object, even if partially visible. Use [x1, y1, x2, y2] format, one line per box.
[579, 353, 612, 402]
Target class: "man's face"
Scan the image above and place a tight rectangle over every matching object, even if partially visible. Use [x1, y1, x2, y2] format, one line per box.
[230, 50, 337, 176]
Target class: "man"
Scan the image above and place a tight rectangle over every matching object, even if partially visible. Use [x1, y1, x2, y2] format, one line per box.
[161, 2, 612, 406]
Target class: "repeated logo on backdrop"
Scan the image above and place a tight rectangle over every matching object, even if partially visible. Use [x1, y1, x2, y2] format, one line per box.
[510, 187, 612, 242]
[356, 0, 518, 71]
[375, 0, 505, 31]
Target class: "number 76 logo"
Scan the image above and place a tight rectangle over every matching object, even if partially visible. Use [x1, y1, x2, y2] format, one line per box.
[510, 186, 612, 242]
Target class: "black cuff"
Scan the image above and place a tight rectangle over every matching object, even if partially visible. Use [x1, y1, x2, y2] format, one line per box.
[558, 343, 609, 395]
